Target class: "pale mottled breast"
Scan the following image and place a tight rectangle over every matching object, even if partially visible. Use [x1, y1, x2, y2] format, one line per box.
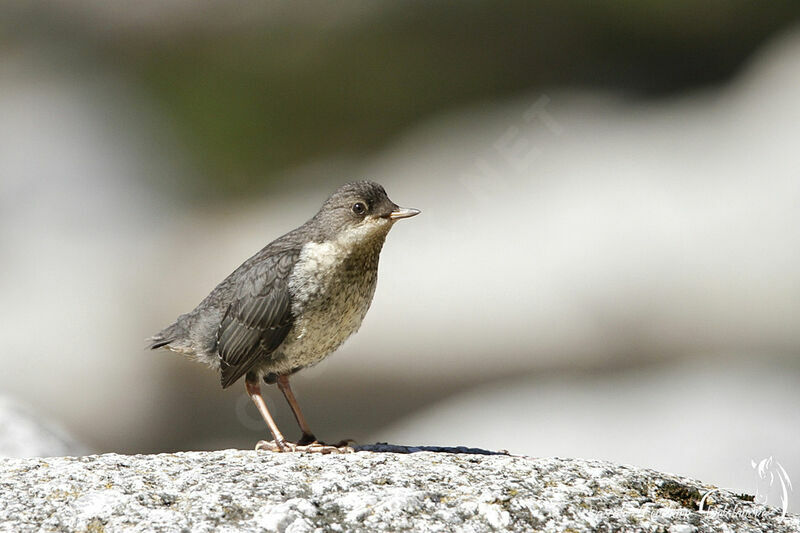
[267, 226, 387, 375]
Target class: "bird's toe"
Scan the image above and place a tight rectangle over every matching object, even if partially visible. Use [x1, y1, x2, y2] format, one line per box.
[297, 442, 355, 454]
[255, 439, 293, 452]
[254, 439, 354, 454]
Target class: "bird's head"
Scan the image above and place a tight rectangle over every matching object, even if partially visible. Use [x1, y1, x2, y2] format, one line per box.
[313, 181, 420, 245]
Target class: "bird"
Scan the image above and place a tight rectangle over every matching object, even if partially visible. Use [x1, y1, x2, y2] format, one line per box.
[148, 181, 420, 453]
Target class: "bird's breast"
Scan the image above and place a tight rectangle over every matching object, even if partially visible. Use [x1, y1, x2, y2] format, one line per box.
[279, 237, 382, 370]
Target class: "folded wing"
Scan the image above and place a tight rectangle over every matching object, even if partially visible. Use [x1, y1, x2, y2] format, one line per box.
[217, 248, 298, 388]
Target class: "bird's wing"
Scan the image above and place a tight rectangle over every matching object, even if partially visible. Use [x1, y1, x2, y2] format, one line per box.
[216, 247, 299, 388]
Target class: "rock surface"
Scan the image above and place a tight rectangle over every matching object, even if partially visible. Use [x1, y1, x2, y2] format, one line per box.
[0, 397, 88, 459]
[0, 448, 796, 532]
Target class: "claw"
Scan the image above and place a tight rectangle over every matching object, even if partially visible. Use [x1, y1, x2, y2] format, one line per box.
[256, 439, 286, 452]
[255, 439, 354, 454]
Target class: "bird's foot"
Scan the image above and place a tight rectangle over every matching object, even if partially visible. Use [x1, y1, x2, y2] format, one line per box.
[255, 439, 355, 454]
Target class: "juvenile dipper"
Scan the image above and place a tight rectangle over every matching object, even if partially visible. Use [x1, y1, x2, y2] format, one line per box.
[149, 181, 419, 453]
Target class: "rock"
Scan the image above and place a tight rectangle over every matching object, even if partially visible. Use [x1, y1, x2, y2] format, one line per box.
[0, 449, 796, 532]
[0, 397, 89, 458]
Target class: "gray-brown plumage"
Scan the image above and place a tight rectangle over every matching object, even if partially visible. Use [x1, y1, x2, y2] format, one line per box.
[149, 181, 419, 452]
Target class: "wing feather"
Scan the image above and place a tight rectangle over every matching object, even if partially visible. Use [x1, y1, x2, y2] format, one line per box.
[217, 248, 298, 388]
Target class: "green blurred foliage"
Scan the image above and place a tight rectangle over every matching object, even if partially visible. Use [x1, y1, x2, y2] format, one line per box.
[8, 1, 800, 197]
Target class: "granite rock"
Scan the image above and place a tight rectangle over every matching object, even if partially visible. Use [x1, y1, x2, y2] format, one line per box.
[0, 449, 796, 532]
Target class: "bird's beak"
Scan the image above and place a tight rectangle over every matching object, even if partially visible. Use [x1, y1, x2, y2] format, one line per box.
[388, 207, 421, 220]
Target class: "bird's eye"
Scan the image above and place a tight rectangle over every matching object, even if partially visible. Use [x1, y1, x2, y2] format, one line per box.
[352, 202, 367, 215]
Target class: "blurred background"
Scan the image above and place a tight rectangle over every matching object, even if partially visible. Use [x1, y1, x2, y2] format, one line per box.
[1, 0, 799, 509]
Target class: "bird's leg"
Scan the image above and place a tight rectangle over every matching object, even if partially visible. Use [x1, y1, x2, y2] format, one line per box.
[245, 374, 289, 452]
[275, 374, 355, 454]
[247, 374, 351, 454]
[276, 374, 317, 445]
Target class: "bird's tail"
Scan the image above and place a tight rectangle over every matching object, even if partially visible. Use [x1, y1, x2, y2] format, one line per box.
[146, 322, 182, 350]
[147, 335, 172, 350]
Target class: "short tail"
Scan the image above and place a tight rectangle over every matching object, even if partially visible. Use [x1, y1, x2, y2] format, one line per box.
[147, 335, 172, 350]
[146, 322, 182, 350]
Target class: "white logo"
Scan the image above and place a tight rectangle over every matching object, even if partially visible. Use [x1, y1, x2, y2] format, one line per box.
[698, 457, 793, 520]
[751, 456, 793, 519]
